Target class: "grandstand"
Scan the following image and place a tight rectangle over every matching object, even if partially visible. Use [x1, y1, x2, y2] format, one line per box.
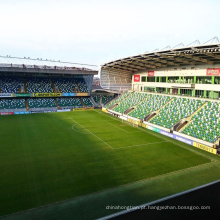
[101, 40, 220, 154]
[0, 56, 101, 113]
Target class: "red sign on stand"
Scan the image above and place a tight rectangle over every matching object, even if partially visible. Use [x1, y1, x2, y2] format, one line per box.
[133, 75, 140, 82]
[206, 68, 220, 76]
[147, 71, 155, 76]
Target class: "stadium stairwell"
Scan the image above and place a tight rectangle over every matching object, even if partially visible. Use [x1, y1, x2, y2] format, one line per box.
[80, 98, 86, 108]
[54, 98, 61, 110]
[23, 79, 27, 93]
[108, 91, 133, 110]
[147, 97, 174, 122]
[178, 102, 208, 133]
[74, 80, 81, 93]
[25, 99, 29, 111]
[50, 78, 56, 93]
[144, 112, 157, 122]
[125, 94, 149, 115]
[90, 96, 98, 107]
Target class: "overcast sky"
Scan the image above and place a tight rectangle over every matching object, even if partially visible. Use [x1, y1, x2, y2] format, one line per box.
[0, 0, 219, 67]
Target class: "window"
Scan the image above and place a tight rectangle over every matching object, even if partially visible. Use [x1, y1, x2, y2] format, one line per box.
[214, 76, 220, 84]
[147, 77, 155, 82]
[168, 76, 179, 83]
[141, 76, 146, 82]
[196, 76, 212, 84]
[161, 77, 166, 82]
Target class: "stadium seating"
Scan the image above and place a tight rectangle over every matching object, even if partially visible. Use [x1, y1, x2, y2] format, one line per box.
[52, 77, 77, 93]
[0, 76, 24, 93]
[92, 95, 101, 105]
[26, 77, 53, 93]
[92, 95, 112, 105]
[129, 94, 171, 120]
[150, 97, 204, 129]
[56, 98, 83, 107]
[77, 78, 89, 93]
[113, 92, 148, 114]
[81, 97, 93, 107]
[181, 101, 220, 143]
[105, 91, 131, 108]
[28, 98, 57, 108]
[101, 95, 112, 104]
[0, 98, 26, 109]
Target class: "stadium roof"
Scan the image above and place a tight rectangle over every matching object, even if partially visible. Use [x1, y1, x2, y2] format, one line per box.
[0, 55, 98, 75]
[101, 42, 220, 73]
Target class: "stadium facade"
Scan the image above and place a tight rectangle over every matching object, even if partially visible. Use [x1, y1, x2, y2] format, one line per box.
[101, 42, 220, 154]
[100, 42, 220, 98]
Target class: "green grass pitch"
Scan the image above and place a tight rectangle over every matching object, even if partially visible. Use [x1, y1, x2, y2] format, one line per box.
[0, 109, 220, 219]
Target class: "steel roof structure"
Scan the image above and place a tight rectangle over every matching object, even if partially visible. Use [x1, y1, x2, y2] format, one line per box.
[0, 55, 98, 76]
[101, 43, 220, 73]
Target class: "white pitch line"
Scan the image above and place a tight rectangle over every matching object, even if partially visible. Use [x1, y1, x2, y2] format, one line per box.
[104, 120, 141, 133]
[68, 117, 113, 149]
[114, 140, 169, 150]
[71, 125, 91, 135]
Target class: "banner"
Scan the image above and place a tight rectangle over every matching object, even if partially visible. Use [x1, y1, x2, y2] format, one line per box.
[16, 93, 30, 97]
[63, 93, 76, 96]
[102, 107, 108, 113]
[193, 142, 217, 154]
[148, 71, 155, 76]
[0, 93, 12, 97]
[73, 108, 85, 111]
[127, 118, 141, 126]
[206, 68, 220, 76]
[76, 93, 89, 96]
[14, 111, 30, 115]
[146, 125, 194, 145]
[57, 109, 71, 112]
[33, 93, 61, 97]
[30, 110, 57, 114]
[133, 75, 140, 82]
[148, 125, 160, 133]
[0, 112, 14, 115]
[141, 123, 147, 128]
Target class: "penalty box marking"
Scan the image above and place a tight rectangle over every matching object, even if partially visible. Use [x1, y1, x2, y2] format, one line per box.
[104, 120, 141, 133]
[69, 117, 168, 150]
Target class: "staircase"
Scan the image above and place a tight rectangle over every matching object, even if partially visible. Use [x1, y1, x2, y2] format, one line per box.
[146, 97, 174, 122]
[124, 107, 135, 115]
[50, 78, 56, 93]
[80, 98, 86, 108]
[109, 103, 118, 110]
[54, 98, 61, 110]
[25, 99, 29, 111]
[144, 112, 157, 122]
[126, 94, 150, 115]
[75, 80, 81, 92]
[178, 102, 208, 133]
[157, 97, 174, 113]
[90, 96, 98, 107]
[24, 79, 27, 93]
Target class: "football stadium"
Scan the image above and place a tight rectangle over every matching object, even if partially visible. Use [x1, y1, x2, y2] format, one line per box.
[1, 41, 220, 219]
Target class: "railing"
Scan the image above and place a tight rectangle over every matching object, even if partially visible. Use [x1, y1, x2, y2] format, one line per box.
[0, 63, 95, 71]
